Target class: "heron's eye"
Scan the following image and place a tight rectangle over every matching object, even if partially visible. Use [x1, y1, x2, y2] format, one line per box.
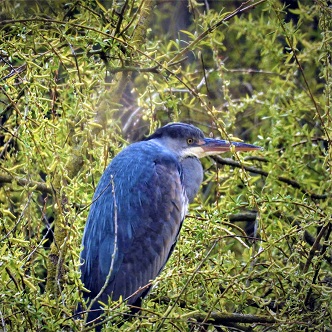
[187, 138, 194, 145]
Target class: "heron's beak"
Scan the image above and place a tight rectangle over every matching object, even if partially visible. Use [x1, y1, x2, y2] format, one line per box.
[200, 138, 262, 156]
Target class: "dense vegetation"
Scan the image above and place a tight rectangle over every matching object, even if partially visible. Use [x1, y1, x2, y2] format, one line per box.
[0, 0, 331, 331]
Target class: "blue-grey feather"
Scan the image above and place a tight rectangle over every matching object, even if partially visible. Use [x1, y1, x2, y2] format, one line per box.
[80, 140, 188, 313]
[181, 157, 203, 202]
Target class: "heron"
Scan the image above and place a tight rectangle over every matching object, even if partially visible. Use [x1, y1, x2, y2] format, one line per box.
[80, 122, 261, 328]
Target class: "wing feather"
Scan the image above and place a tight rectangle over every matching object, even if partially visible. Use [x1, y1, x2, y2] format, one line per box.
[80, 140, 187, 307]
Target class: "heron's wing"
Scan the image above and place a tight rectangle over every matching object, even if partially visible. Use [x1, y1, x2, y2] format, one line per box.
[80, 141, 187, 306]
[80, 163, 122, 296]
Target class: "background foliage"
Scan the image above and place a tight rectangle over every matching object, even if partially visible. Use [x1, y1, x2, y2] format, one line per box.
[0, 0, 331, 331]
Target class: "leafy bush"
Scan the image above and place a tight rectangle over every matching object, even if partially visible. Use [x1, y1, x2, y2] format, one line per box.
[0, 0, 331, 331]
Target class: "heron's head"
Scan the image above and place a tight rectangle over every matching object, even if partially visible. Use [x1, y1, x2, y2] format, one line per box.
[146, 122, 262, 159]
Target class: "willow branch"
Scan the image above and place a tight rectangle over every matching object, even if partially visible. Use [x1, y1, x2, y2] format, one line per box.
[273, 5, 330, 143]
[212, 156, 329, 200]
[168, 0, 267, 65]
[106, 65, 159, 74]
[190, 312, 276, 325]
[0, 174, 52, 194]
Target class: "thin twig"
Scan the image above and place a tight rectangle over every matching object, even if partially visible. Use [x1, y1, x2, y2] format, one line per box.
[0, 307, 6, 332]
[106, 65, 159, 73]
[302, 221, 330, 275]
[155, 241, 219, 332]
[168, 0, 267, 65]
[190, 312, 276, 325]
[212, 156, 329, 200]
[227, 67, 283, 77]
[304, 221, 332, 306]
[273, 5, 331, 143]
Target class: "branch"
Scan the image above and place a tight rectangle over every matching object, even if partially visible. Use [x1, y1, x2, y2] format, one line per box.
[189, 312, 276, 325]
[106, 65, 159, 74]
[302, 222, 331, 275]
[0, 174, 52, 194]
[155, 241, 219, 332]
[306, 223, 332, 301]
[168, 0, 267, 65]
[273, 5, 330, 143]
[212, 156, 329, 200]
[227, 67, 284, 77]
[230, 210, 332, 265]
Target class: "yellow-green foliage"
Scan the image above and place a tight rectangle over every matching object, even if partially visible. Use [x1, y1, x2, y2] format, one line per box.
[0, 0, 331, 331]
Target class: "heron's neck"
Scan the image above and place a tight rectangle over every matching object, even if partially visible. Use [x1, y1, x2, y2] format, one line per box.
[181, 157, 203, 203]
